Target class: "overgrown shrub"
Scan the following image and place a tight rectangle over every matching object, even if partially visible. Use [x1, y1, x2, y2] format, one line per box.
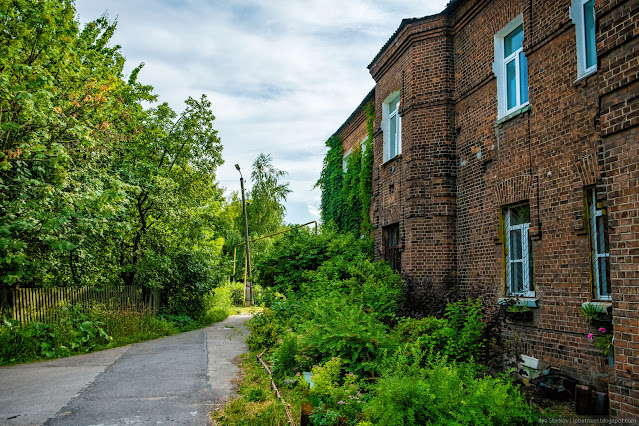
[0, 305, 111, 363]
[246, 308, 283, 351]
[162, 251, 216, 317]
[255, 226, 373, 294]
[397, 274, 460, 319]
[271, 332, 299, 379]
[364, 349, 536, 425]
[393, 298, 485, 362]
[298, 294, 395, 376]
[301, 256, 402, 324]
[305, 357, 364, 426]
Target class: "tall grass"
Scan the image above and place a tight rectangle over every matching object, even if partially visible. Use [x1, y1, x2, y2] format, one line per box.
[0, 281, 252, 366]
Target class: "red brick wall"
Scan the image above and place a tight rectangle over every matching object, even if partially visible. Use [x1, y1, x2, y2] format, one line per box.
[333, 0, 638, 417]
[369, 16, 457, 286]
[597, 0, 639, 418]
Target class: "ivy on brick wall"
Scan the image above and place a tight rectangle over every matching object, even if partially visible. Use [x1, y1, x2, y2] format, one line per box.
[316, 103, 374, 235]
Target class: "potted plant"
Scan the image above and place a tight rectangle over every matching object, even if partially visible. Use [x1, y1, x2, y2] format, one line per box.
[588, 327, 614, 367]
[581, 303, 613, 330]
[506, 304, 533, 321]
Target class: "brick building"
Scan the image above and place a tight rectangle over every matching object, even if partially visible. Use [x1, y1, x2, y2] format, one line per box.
[332, 0, 638, 418]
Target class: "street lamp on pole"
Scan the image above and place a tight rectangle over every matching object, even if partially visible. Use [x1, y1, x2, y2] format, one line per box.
[235, 164, 253, 306]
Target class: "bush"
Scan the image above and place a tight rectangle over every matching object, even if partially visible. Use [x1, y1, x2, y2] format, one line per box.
[296, 251, 403, 324]
[364, 349, 536, 425]
[397, 274, 460, 319]
[246, 308, 283, 351]
[271, 332, 299, 379]
[392, 298, 485, 363]
[0, 305, 111, 363]
[0, 305, 187, 365]
[298, 293, 395, 376]
[305, 357, 364, 426]
[255, 226, 373, 294]
[162, 251, 216, 317]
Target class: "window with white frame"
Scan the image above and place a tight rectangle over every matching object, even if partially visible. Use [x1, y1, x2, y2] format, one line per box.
[571, 0, 597, 78]
[503, 204, 534, 297]
[382, 91, 401, 162]
[494, 15, 529, 118]
[342, 148, 352, 172]
[586, 188, 611, 300]
[343, 137, 368, 172]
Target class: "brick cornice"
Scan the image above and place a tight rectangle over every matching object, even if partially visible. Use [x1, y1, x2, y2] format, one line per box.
[369, 20, 451, 82]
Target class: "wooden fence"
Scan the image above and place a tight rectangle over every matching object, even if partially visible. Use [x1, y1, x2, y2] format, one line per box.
[5, 285, 160, 324]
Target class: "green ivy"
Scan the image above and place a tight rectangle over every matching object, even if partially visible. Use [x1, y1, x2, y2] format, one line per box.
[316, 102, 374, 236]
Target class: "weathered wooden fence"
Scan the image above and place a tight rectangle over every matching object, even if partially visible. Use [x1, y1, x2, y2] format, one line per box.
[5, 285, 160, 324]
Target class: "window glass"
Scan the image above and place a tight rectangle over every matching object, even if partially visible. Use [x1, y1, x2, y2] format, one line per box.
[511, 263, 523, 293]
[389, 115, 397, 158]
[598, 257, 608, 295]
[587, 188, 610, 299]
[510, 204, 530, 225]
[383, 224, 401, 272]
[519, 52, 529, 104]
[584, 0, 596, 69]
[504, 204, 533, 297]
[510, 229, 522, 260]
[506, 60, 517, 110]
[389, 96, 399, 114]
[504, 25, 523, 57]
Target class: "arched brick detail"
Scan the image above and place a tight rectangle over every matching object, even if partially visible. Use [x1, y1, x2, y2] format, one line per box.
[495, 174, 532, 206]
[575, 153, 601, 187]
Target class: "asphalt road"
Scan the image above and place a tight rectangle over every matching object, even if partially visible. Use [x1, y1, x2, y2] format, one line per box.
[0, 315, 249, 426]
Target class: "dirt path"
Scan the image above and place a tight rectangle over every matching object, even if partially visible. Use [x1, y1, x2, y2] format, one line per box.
[0, 315, 249, 426]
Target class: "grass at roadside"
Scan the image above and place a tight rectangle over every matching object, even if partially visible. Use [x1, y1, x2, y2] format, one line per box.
[210, 351, 304, 426]
[0, 281, 264, 367]
[0, 307, 210, 366]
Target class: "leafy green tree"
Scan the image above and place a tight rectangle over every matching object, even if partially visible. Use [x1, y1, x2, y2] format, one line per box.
[247, 153, 291, 236]
[0, 0, 227, 311]
[115, 95, 223, 288]
[225, 153, 291, 281]
[0, 1, 147, 287]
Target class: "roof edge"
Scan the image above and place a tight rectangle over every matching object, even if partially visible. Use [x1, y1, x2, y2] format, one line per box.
[333, 88, 375, 140]
[367, 0, 461, 70]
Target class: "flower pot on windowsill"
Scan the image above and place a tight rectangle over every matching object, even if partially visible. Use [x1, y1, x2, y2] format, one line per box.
[591, 315, 613, 330]
[506, 310, 533, 321]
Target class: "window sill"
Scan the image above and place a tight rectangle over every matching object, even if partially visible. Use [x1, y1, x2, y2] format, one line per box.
[495, 105, 531, 126]
[582, 301, 612, 313]
[499, 297, 538, 308]
[573, 69, 597, 86]
[381, 154, 402, 167]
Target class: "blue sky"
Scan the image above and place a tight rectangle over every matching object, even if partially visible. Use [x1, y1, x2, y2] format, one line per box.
[75, 0, 449, 224]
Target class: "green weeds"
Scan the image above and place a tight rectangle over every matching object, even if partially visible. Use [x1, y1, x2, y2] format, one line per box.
[225, 228, 537, 425]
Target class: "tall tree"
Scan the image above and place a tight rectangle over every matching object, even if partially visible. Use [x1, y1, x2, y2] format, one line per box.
[224, 153, 291, 281]
[0, 0, 226, 296]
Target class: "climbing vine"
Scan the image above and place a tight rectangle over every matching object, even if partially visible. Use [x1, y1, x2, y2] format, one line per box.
[316, 102, 374, 235]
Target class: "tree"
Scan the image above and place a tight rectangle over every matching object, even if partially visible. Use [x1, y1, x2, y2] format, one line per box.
[0, 1, 147, 287]
[0, 0, 226, 304]
[115, 95, 223, 288]
[224, 153, 291, 281]
[247, 153, 291, 236]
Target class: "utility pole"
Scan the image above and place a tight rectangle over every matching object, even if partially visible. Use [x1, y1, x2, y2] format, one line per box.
[235, 164, 253, 306]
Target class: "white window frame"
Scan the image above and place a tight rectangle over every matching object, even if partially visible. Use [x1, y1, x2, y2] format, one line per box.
[382, 91, 401, 162]
[505, 205, 535, 297]
[570, 0, 597, 79]
[343, 136, 368, 172]
[493, 15, 529, 119]
[587, 189, 611, 300]
[342, 148, 353, 172]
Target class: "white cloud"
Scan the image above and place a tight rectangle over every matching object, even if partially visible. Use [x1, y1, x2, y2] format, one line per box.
[75, 0, 448, 224]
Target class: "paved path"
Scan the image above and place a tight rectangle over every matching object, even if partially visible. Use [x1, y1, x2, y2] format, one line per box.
[0, 315, 249, 426]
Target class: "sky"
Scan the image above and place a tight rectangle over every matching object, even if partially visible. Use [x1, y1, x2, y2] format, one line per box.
[75, 0, 449, 225]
